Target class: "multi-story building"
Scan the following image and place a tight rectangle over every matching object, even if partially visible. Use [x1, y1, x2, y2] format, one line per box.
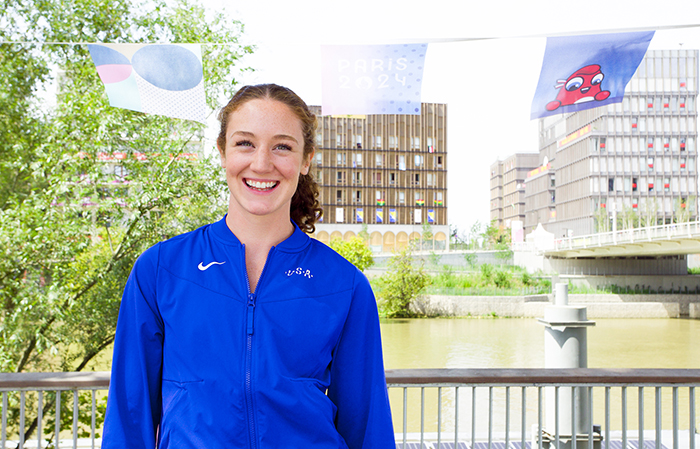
[522, 49, 698, 238]
[490, 153, 539, 229]
[309, 104, 449, 252]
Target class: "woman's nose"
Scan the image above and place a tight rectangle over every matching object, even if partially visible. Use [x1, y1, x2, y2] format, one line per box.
[250, 148, 273, 172]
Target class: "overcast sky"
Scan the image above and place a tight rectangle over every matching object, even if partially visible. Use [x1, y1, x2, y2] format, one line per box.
[204, 0, 700, 236]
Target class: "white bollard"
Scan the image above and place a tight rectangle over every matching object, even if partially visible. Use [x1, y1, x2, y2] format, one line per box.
[537, 283, 599, 448]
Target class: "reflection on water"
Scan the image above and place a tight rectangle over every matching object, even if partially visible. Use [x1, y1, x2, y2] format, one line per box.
[380, 318, 700, 369]
[380, 318, 700, 437]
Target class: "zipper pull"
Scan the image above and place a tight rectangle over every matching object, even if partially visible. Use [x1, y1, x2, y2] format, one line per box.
[246, 294, 255, 335]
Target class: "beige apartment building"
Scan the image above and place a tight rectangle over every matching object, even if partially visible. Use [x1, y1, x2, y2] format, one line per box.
[493, 49, 698, 238]
[308, 104, 449, 252]
[490, 153, 540, 229]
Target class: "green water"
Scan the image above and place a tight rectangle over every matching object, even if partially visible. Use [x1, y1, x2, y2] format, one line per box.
[380, 318, 700, 369]
[380, 318, 700, 436]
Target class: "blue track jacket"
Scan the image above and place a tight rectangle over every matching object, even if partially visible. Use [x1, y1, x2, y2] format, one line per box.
[102, 217, 395, 448]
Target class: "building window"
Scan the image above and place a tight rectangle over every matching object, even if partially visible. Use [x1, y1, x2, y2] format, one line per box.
[374, 136, 382, 148]
[354, 190, 361, 203]
[352, 153, 362, 167]
[353, 171, 362, 184]
[411, 137, 420, 150]
[337, 171, 346, 184]
[427, 173, 436, 187]
[632, 177, 638, 192]
[389, 136, 398, 149]
[355, 135, 362, 148]
[436, 156, 443, 168]
[414, 173, 420, 185]
[399, 191, 405, 205]
[336, 190, 342, 203]
[375, 172, 382, 184]
[414, 154, 424, 167]
[375, 154, 384, 167]
[315, 152, 323, 166]
[608, 178, 614, 192]
[390, 172, 396, 185]
[337, 153, 346, 166]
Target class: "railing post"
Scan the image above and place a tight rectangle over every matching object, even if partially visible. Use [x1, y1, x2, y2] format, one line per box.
[639, 386, 645, 449]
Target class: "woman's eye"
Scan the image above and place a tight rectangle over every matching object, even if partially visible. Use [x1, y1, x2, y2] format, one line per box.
[275, 144, 292, 151]
[235, 140, 253, 147]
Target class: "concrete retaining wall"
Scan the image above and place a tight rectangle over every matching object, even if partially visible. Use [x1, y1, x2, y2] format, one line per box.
[412, 294, 700, 318]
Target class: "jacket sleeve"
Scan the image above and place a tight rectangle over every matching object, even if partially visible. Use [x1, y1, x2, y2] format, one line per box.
[102, 245, 164, 449]
[328, 270, 395, 448]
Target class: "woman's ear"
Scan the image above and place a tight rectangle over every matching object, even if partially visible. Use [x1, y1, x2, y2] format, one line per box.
[217, 143, 226, 168]
[301, 150, 315, 175]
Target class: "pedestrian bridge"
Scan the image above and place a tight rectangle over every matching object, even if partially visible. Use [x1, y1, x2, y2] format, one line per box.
[544, 220, 700, 259]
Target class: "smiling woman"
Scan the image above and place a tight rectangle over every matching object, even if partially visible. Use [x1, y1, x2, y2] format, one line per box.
[101, 84, 396, 449]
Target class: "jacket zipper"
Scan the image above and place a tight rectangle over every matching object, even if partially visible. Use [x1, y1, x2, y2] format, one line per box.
[242, 245, 274, 449]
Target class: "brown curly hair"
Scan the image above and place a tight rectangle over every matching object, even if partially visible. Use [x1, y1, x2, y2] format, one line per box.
[216, 84, 323, 234]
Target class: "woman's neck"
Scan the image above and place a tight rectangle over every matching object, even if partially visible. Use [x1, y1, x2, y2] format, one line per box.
[225, 212, 294, 250]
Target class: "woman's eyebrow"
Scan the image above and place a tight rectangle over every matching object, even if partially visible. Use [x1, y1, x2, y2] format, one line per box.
[230, 130, 299, 143]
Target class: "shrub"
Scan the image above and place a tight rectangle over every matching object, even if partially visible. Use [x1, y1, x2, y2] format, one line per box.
[493, 270, 511, 288]
[377, 245, 429, 318]
[329, 236, 375, 272]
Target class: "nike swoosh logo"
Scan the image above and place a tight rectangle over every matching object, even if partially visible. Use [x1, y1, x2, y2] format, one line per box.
[198, 261, 226, 271]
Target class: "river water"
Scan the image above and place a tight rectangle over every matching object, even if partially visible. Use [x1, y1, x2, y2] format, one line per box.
[379, 318, 700, 437]
[380, 318, 700, 369]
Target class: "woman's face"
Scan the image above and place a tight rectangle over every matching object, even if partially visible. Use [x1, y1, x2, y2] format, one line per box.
[218, 98, 312, 224]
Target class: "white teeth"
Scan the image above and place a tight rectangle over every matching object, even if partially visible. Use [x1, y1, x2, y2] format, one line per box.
[246, 180, 277, 190]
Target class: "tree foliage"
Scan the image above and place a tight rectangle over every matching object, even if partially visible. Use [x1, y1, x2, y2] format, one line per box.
[0, 0, 253, 381]
[376, 245, 429, 318]
[329, 236, 375, 273]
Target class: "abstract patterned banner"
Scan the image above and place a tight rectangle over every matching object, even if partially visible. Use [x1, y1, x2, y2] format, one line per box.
[88, 43, 206, 123]
[321, 44, 428, 115]
[530, 31, 654, 120]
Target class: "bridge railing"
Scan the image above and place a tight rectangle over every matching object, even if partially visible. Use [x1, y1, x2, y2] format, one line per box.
[551, 220, 700, 253]
[1, 369, 699, 449]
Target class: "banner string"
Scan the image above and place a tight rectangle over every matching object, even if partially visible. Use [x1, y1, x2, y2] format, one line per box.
[1, 23, 699, 46]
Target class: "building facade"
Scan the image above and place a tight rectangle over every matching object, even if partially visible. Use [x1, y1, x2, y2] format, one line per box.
[522, 49, 698, 238]
[490, 153, 540, 229]
[308, 103, 449, 252]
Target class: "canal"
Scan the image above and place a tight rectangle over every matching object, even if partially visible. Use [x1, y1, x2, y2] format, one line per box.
[380, 317, 700, 438]
[380, 318, 700, 369]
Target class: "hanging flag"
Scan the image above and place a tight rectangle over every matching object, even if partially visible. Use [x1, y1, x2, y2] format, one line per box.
[88, 43, 206, 123]
[376, 208, 383, 223]
[531, 31, 654, 120]
[428, 210, 435, 223]
[356, 208, 364, 223]
[321, 44, 428, 115]
[389, 209, 397, 223]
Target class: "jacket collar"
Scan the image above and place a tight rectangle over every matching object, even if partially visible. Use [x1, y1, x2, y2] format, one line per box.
[212, 215, 309, 253]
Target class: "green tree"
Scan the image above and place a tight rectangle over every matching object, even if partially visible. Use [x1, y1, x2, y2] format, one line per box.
[469, 220, 482, 249]
[329, 237, 375, 272]
[0, 0, 252, 438]
[594, 205, 610, 233]
[376, 245, 429, 318]
[421, 220, 433, 250]
[481, 218, 510, 250]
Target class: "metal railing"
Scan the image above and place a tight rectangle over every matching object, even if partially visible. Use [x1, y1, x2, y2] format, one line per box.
[386, 369, 700, 449]
[1, 370, 700, 448]
[551, 220, 700, 253]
